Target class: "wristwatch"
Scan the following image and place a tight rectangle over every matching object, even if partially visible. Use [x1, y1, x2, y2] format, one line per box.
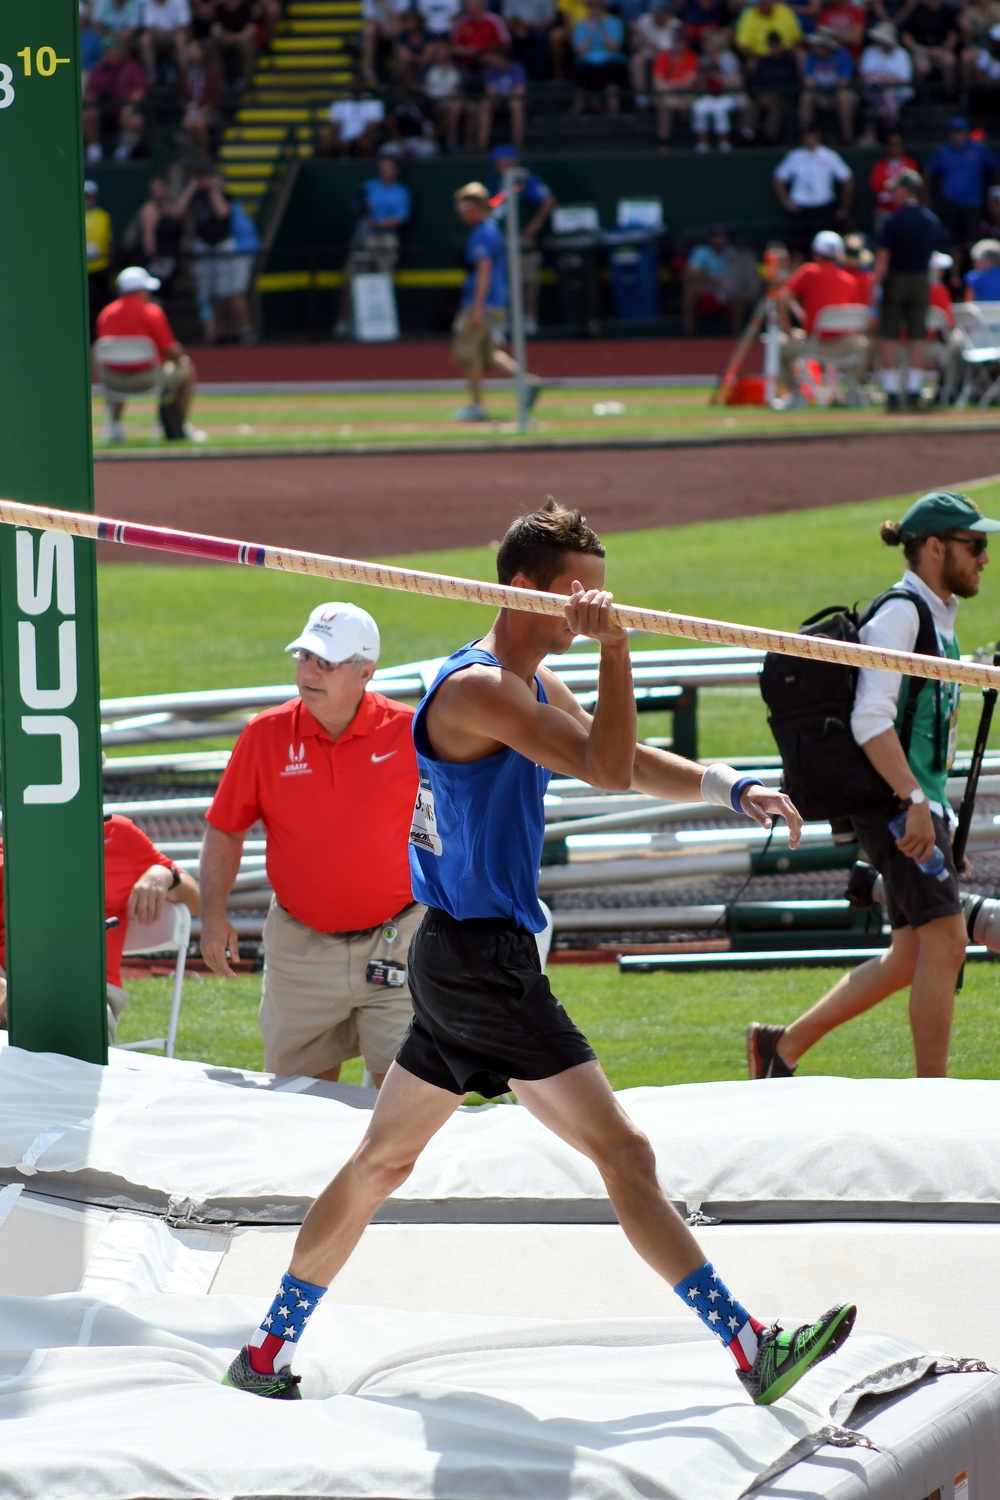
[902, 789, 927, 808]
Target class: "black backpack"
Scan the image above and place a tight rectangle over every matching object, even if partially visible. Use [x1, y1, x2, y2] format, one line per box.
[759, 590, 941, 822]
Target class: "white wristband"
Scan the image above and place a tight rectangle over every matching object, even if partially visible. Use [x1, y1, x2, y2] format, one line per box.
[701, 763, 744, 809]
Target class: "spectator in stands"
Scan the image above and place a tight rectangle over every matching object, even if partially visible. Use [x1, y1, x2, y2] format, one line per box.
[870, 130, 919, 232]
[140, 175, 186, 293]
[630, 0, 679, 108]
[320, 72, 387, 156]
[362, 0, 409, 81]
[179, 38, 224, 155]
[83, 37, 147, 163]
[95, 265, 202, 441]
[800, 29, 856, 143]
[418, 0, 462, 39]
[969, 23, 1000, 91]
[963, 0, 1000, 83]
[747, 29, 799, 142]
[502, 0, 557, 79]
[421, 42, 466, 148]
[477, 48, 528, 147]
[773, 125, 854, 258]
[842, 230, 875, 299]
[452, 0, 511, 89]
[396, 9, 435, 87]
[927, 117, 998, 253]
[925, 249, 961, 394]
[570, 0, 627, 114]
[335, 156, 411, 336]
[178, 167, 254, 344]
[81, 5, 106, 85]
[965, 236, 1000, 297]
[385, 89, 439, 154]
[816, 0, 865, 57]
[929, 248, 956, 320]
[190, 0, 218, 43]
[735, 0, 802, 62]
[201, 604, 422, 1087]
[690, 30, 746, 152]
[788, 0, 822, 37]
[212, 0, 259, 86]
[140, 0, 191, 85]
[551, 0, 589, 78]
[85, 181, 115, 340]
[93, 0, 144, 47]
[0, 825, 199, 1044]
[682, 225, 752, 334]
[653, 28, 699, 141]
[451, 181, 540, 421]
[901, 0, 959, 89]
[857, 22, 913, 146]
[487, 144, 555, 335]
[778, 228, 868, 386]
[874, 167, 944, 408]
[680, 0, 729, 50]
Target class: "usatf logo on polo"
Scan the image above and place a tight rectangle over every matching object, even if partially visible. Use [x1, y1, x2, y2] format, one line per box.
[14, 529, 80, 805]
[281, 741, 311, 777]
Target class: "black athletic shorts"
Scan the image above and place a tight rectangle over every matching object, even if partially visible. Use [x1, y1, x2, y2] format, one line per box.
[851, 806, 963, 931]
[395, 908, 596, 1099]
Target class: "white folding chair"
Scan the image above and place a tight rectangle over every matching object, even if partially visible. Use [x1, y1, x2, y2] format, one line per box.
[115, 900, 192, 1059]
[92, 336, 165, 442]
[800, 304, 872, 406]
[950, 303, 1000, 408]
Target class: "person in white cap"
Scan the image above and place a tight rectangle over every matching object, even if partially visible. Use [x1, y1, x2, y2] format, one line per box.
[777, 226, 868, 387]
[95, 265, 202, 442]
[200, 604, 423, 1087]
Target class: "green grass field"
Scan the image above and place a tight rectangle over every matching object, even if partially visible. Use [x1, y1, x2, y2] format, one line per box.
[93, 386, 1000, 453]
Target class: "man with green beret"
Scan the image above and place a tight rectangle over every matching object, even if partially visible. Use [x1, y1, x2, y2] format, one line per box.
[749, 491, 999, 1080]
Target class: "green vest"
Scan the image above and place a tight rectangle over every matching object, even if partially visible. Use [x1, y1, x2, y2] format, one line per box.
[895, 630, 960, 805]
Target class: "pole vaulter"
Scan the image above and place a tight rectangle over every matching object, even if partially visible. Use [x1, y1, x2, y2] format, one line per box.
[1, 497, 999, 692]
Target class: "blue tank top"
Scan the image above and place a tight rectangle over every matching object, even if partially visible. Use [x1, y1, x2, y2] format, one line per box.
[408, 643, 550, 932]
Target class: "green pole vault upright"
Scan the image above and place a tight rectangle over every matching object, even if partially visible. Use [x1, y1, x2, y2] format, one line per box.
[0, 0, 108, 1062]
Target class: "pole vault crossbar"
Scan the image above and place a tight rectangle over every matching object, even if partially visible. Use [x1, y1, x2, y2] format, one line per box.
[2, 497, 1000, 692]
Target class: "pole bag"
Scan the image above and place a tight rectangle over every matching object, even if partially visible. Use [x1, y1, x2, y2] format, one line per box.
[759, 590, 940, 821]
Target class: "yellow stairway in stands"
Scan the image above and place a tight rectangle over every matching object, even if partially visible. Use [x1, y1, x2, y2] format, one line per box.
[220, 0, 360, 215]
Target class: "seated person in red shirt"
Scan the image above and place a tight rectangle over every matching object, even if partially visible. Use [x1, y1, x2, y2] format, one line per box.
[95, 265, 202, 444]
[653, 31, 699, 143]
[0, 820, 200, 1042]
[83, 36, 147, 164]
[778, 227, 869, 385]
[451, 0, 510, 87]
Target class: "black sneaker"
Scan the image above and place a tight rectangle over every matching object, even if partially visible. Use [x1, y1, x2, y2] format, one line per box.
[746, 1023, 796, 1079]
[222, 1345, 302, 1399]
[739, 1304, 857, 1405]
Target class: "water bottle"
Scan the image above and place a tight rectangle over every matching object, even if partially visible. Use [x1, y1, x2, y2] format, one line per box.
[888, 810, 949, 881]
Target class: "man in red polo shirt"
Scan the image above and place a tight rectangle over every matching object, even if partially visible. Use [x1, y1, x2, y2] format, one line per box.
[95, 265, 202, 443]
[200, 603, 421, 1086]
[451, 0, 510, 84]
[0, 819, 200, 1041]
[778, 228, 868, 387]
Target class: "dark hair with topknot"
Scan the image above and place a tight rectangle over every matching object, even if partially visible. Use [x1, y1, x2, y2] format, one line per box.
[496, 498, 606, 588]
[880, 519, 925, 565]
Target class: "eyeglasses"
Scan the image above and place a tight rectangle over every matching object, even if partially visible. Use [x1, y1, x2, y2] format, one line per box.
[937, 533, 989, 558]
[291, 649, 346, 671]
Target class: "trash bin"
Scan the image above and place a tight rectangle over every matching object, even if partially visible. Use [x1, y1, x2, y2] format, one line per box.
[549, 232, 603, 337]
[604, 230, 660, 321]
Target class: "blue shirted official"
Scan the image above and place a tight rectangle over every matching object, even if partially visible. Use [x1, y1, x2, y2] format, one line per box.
[460, 217, 508, 308]
[409, 644, 549, 932]
[360, 175, 412, 228]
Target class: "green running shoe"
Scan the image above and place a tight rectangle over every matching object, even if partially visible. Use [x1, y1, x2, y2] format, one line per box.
[222, 1345, 302, 1400]
[739, 1303, 856, 1406]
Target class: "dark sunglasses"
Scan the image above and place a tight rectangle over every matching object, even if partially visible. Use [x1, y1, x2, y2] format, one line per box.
[936, 533, 989, 558]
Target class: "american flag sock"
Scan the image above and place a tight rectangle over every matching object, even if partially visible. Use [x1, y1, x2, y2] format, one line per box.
[247, 1270, 328, 1375]
[673, 1261, 765, 1372]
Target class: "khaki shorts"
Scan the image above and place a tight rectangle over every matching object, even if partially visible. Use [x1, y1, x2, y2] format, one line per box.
[102, 358, 188, 395]
[878, 273, 929, 342]
[520, 246, 542, 287]
[451, 305, 506, 372]
[260, 897, 424, 1077]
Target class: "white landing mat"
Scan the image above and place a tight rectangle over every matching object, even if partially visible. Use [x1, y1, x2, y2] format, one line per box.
[0, 1295, 995, 1500]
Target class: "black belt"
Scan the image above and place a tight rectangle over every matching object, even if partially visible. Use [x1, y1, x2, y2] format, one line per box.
[280, 900, 418, 941]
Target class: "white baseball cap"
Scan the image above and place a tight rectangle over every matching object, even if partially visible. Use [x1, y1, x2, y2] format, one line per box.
[286, 602, 380, 664]
[812, 230, 844, 260]
[116, 265, 161, 294]
[931, 250, 953, 271]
